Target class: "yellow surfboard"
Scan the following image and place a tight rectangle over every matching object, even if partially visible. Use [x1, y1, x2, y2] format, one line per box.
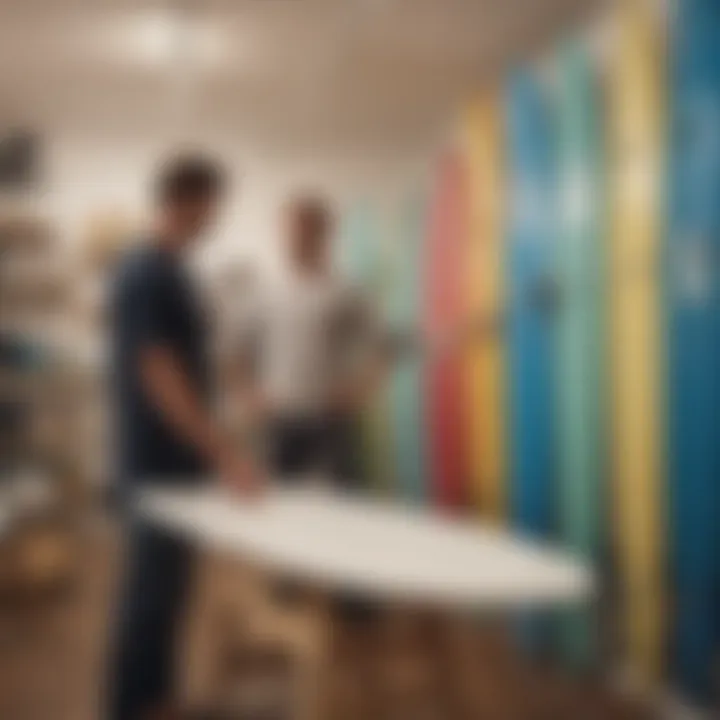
[461, 94, 507, 521]
[609, 0, 666, 683]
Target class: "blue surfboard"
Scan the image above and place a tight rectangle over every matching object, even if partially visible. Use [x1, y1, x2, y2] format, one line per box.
[506, 70, 558, 655]
[667, 0, 720, 704]
[506, 70, 557, 541]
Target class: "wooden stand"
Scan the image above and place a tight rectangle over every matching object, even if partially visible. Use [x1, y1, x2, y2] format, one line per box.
[182, 552, 331, 720]
[180, 554, 531, 720]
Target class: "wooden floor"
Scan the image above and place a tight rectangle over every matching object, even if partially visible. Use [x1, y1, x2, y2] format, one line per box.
[0, 519, 658, 720]
[0, 520, 117, 720]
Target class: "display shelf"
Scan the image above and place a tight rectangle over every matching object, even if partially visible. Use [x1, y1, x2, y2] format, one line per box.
[0, 209, 85, 599]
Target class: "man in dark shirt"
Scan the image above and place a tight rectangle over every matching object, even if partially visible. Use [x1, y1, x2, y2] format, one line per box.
[108, 155, 257, 720]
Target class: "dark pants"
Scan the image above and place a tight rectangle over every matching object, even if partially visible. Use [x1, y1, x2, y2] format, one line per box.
[267, 412, 377, 622]
[267, 412, 362, 491]
[107, 514, 193, 719]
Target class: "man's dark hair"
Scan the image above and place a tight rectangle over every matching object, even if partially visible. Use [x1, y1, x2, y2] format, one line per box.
[156, 154, 226, 205]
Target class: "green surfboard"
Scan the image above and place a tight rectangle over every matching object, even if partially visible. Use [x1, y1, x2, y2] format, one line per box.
[555, 43, 605, 666]
[339, 201, 393, 495]
[387, 191, 429, 503]
[370, 202, 398, 496]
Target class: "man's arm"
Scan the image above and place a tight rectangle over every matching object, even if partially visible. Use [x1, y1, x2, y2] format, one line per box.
[129, 253, 260, 493]
[140, 345, 259, 493]
[329, 355, 387, 412]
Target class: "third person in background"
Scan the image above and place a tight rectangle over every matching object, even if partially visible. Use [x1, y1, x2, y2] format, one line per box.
[236, 195, 385, 490]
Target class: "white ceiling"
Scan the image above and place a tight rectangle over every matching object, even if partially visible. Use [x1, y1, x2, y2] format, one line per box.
[0, 0, 600, 161]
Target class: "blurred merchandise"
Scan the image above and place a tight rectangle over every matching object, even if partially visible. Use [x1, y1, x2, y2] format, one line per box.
[0, 130, 39, 191]
[82, 209, 139, 273]
[0, 213, 51, 256]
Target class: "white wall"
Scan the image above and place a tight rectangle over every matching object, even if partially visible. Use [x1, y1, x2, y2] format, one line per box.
[43, 132, 432, 280]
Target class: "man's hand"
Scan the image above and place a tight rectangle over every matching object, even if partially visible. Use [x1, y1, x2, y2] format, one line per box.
[327, 378, 371, 413]
[327, 384, 361, 413]
[328, 356, 389, 414]
[216, 449, 265, 499]
[245, 389, 273, 421]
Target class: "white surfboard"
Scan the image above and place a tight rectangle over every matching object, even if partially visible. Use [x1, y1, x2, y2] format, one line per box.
[139, 484, 593, 611]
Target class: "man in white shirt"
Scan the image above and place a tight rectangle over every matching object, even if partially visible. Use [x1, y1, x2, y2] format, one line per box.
[238, 195, 383, 489]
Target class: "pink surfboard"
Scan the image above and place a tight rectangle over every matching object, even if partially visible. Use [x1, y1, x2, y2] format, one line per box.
[425, 153, 469, 510]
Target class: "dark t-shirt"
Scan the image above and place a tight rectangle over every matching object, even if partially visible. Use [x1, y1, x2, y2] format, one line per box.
[111, 243, 209, 487]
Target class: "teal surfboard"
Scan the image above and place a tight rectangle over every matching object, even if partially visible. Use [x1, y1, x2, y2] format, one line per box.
[666, 0, 720, 704]
[555, 43, 605, 667]
[387, 191, 429, 503]
[339, 201, 393, 494]
[339, 202, 375, 285]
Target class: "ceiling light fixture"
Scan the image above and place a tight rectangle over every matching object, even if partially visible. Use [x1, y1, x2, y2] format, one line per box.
[98, 1, 228, 72]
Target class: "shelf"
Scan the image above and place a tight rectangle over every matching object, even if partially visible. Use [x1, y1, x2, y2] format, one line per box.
[0, 214, 52, 256]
